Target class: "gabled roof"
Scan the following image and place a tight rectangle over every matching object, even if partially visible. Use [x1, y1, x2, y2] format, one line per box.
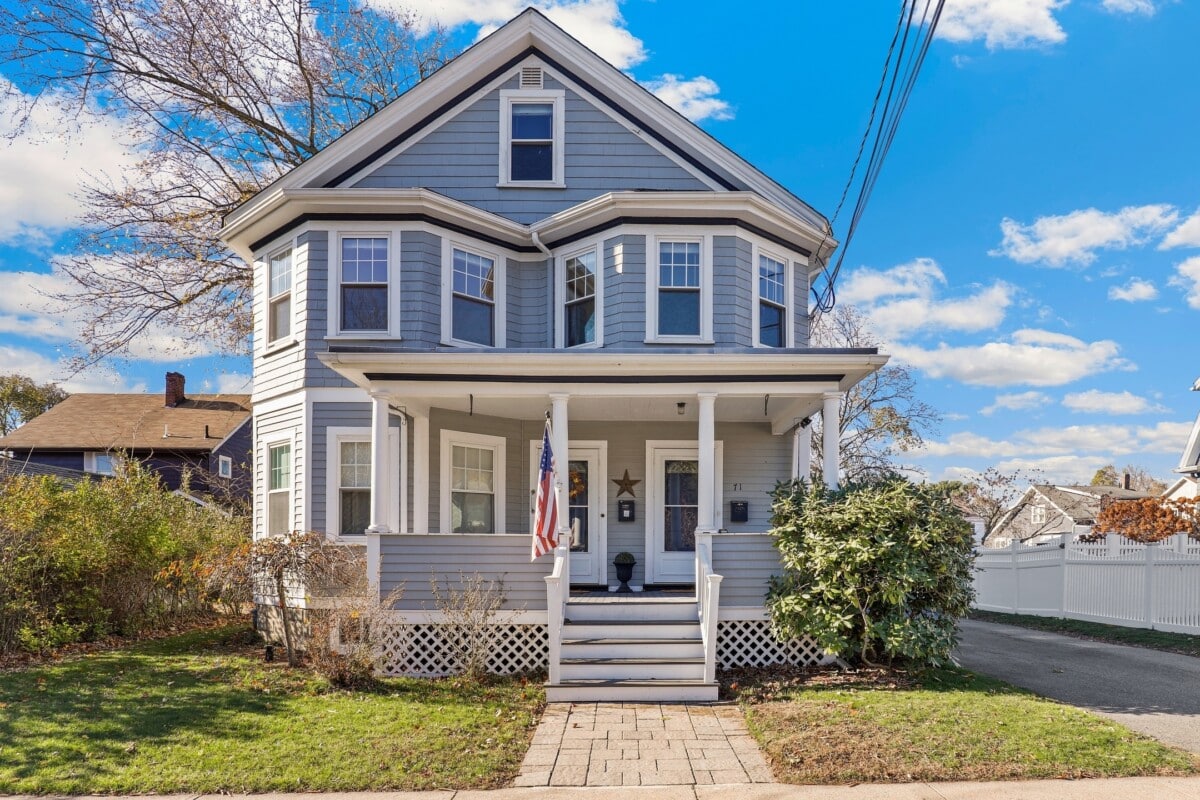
[1177, 409, 1200, 474]
[0, 394, 251, 453]
[221, 8, 832, 256]
[987, 483, 1153, 544]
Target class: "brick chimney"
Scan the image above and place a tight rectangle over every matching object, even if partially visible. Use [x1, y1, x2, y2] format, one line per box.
[165, 372, 186, 407]
[1122, 472, 1132, 490]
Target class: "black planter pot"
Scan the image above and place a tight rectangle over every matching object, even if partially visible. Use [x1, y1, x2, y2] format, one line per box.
[614, 562, 634, 593]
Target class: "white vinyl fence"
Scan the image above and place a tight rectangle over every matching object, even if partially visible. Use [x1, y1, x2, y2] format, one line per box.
[974, 533, 1200, 635]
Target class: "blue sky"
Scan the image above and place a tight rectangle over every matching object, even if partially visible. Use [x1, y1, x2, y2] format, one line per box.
[1, 0, 1197, 485]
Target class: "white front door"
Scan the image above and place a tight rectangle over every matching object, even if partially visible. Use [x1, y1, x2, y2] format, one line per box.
[645, 441, 723, 585]
[530, 441, 607, 586]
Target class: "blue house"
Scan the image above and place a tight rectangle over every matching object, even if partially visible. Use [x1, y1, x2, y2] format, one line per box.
[219, 9, 886, 700]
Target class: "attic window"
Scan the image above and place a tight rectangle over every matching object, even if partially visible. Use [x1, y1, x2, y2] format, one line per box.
[520, 66, 543, 89]
[1031, 504, 1046, 525]
[499, 90, 564, 187]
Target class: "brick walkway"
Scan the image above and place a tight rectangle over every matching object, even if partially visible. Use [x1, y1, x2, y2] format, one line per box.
[514, 702, 775, 787]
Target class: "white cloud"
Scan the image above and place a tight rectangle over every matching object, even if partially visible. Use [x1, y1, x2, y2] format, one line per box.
[1101, 0, 1157, 14]
[642, 75, 732, 123]
[936, 0, 1068, 49]
[0, 344, 145, 393]
[1161, 209, 1200, 250]
[994, 455, 1111, 485]
[839, 258, 1013, 339]
[215, 372, 253, 394]
[1169, 256, 1200, 309]
[1062, 389, 1167, 415]
[0, 81, 138, 244]
[891, 328, 1132, 387]
[1108, 277, 1158, 302]
[980, 390, 1050, 416]
[920, 421, 1190, 462]
[992, 205, 1179, 266]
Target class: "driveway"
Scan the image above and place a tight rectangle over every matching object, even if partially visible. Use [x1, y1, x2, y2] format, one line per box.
[955, 618, 1200, 753]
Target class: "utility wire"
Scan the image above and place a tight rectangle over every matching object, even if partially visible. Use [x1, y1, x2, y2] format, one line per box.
[812, 0, 946, 316]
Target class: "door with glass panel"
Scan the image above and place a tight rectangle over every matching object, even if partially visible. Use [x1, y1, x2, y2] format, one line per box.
[530, 442, 607, 585]
[646, 442, 722, 584]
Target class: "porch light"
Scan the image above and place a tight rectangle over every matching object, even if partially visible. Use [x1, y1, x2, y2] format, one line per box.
[676, 402, 686, 415]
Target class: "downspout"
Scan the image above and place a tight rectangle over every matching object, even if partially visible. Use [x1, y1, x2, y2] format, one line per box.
[531, 230, 554, 348]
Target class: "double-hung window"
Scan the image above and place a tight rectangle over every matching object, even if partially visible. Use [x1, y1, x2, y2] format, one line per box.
[440, 430, 506, 534]
[267, 249, 292, 344]
[499, 90, 564, 186]
[267, 442, 292, 536]
[564, 249, 597, 347]
[218, 455, 233, 479]
[339, 236, 389, 332]
[758, 253, 788, 347]
[657, 241, 702, 337]
[451, 248, 496, 346]
[337, 441, 371, 536]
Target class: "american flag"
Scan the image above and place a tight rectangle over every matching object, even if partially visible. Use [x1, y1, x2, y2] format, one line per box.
[532, 419, 559, 560]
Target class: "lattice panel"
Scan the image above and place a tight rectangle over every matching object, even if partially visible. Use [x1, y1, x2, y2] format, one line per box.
[379, 622, 549, 677]
[717, 619, 827, 668]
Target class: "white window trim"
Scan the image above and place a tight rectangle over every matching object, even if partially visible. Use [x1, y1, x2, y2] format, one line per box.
[498, 89, 566, 188]
[1031, 504, 1047, 525]
[645, 233, 714, 344]
[217, 455, 233, 479]
[264, 244, 297, 352]
[439, 429, 507, 535]
[441, 241, 507, 348]
[265, 437, 296, 538]
[327, 227, 402, 339]
[751, 243, 796, 348]
[554, 240, 603, 349]
[325, 426, 402, 541]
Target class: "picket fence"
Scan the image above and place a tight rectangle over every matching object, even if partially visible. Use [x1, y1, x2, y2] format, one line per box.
[973, 533, 1200, 635]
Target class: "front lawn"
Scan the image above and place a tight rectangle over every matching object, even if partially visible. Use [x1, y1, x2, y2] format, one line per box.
[729, 666, 1198, 784]
[0, 625, 544, 794]
[970, 610, 1200, 658]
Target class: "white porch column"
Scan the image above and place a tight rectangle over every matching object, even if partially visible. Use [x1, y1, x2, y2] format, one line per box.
[697, 392, 718, 532]
[550, 393, 571, 545]
[366, 393, 390, 592]
[822, 392, 843, 490]
[412, 410, 430, 534]
[792, 420, 812, 481]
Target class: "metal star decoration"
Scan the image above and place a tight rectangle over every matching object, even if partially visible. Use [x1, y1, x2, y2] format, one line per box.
[613, 469, 641, 497]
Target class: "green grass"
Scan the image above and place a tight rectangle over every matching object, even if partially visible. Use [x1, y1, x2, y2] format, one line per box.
[730, 666, 1198, 784]
[970, 610, 1200, 658]
[0, 625, 544, 794]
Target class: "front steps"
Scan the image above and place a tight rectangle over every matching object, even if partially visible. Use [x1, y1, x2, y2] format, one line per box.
[546, 595, 719, 702]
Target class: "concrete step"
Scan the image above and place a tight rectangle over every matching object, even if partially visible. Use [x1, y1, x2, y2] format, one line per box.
[561, 619, 702, 640]
[564, 599, 698, 622]
[560, 637, 704, 660]
[546, 679, 719, 702]
[560, 656, 706, 681]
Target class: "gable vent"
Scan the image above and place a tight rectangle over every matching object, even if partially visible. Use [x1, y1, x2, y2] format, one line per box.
[520, 66, 544, 89]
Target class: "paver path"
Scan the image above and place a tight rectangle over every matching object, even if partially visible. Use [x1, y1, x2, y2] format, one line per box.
[955, 618, 1200, 752]
[514, 702, 775, 787]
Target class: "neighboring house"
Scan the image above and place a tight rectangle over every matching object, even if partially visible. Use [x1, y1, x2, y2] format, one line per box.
[984, 484, 1151, 548]
[1166, 392, 1200, 500]
[0, 456, 90, 485]
[0, 372, 252, 499]
[219, 9, 886, 700]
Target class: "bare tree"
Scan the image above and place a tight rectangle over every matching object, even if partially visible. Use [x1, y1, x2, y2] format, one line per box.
[1, 0, 449, 365]
[944, 467, 1044, 536]
[810, 305, 941, 481]
[1090, 463, 1168, 494]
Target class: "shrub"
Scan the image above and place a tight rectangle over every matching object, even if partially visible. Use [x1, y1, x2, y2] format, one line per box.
[308, 581, 406, 689]
[1093, 496, 1200, 543]
[767, 476, 975, 668]
[430, 571, 515, 681]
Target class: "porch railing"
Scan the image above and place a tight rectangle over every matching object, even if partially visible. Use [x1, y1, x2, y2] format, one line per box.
[695, 532, 723, 684]
[544, 542, 570, 684]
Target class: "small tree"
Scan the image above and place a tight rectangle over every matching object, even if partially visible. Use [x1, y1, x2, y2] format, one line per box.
[0, 375, 69, 436]
[943, 466, 1043, 536]
[1094, 496, 1200, 543]
[767, 477, 975, 667]
[429, 571, 513, 681]
[1090, 464, 1168, 495]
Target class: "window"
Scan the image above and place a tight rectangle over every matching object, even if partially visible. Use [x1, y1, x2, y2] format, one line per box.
[1031, 504, 1047, 525]
[337, 441, 371, 536]
[451, 248, 496, 346]
[758, 253, 788, 347]
[267, 249, 292, 344]
[499, 90, 564, 186]
[267, 443, 291, 536]
[657, 241, 701, 337]
[564, 249, 597, 347]
[440, 430, 506, 534]
[339, 237, 388, 332]
[217, 455, 233, 479]
[86, 451, 118, 476]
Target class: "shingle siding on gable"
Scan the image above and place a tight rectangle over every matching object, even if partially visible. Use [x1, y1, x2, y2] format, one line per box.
[713, 235, 752, 347]
[507, 257, 552, 348]
[353, 75, 711, 224]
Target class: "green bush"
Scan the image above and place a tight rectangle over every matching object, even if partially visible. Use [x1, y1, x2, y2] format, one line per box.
[767, 476, 975, 667]
[0, 463, 248, 654]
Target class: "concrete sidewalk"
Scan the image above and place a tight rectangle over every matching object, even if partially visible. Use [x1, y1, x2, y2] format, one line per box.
[13, 777, 1200, 799]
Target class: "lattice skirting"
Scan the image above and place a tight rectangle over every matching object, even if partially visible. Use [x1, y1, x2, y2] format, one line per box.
[379, 622, 549, 677]
[717, 618, 828, 668]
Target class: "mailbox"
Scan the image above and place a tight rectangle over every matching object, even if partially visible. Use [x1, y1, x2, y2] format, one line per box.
[618, 499, 636, 522]
[730, 501, 749, 523]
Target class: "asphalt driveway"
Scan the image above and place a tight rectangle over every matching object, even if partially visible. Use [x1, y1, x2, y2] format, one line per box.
[955, 618, 1200, 753]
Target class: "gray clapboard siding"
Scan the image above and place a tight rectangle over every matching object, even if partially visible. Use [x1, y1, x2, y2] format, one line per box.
[602, 234, 646, 348]
[299, 231, 354, 388]
[506, 257, 552, 348]
[427, 408, 528, 535]
[401, 231, 441, 344]
[309, 401, 402, 535]
[712, 533, 782, 609]
[254, 401, 305, 537]
[713, 236, 753, 347]
[379, 534, 548, 610]
[794, 259, 811, 345]
[353, 74, 710, 224]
